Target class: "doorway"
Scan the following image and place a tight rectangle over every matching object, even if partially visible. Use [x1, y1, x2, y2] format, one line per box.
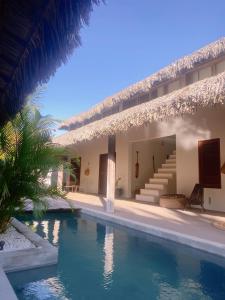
[70, 157, 81, 185]
[198, 138, 221, 188]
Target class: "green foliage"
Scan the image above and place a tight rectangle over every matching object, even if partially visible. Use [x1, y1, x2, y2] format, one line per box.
[0, 103, 70, 233]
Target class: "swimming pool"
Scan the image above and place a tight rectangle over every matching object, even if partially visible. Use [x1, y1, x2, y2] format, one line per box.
[8, 212, 225, 299]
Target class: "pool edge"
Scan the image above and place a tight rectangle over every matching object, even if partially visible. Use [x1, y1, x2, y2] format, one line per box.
[0, 268, 18, 300]
[79, 206, 225, 259]
[0, 218, 58, 273]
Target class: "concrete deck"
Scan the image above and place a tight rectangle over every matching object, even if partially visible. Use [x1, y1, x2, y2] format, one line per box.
[0, 219, 58, 273]
[0, 268, 17, 300]
[66, 192, 225, 257]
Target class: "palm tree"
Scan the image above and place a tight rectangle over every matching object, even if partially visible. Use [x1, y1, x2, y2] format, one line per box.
[0, 103, 69, 233]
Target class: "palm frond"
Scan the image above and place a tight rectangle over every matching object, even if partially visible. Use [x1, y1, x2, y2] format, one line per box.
[0, 102, 71, 232]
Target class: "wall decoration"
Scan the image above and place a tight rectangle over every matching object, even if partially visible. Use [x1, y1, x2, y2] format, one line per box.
[115, 177, 123, 197]
[221, 162, 225, 174]
[84, 162, 90, 176]
[152, 155, 155, 173]
[135, 151, 139, 178]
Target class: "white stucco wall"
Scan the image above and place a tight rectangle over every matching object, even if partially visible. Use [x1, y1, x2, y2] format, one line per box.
[175, 107, 225, 212]
[69, 137, 108, 194]
[125, 106, 225, 211]
[115, 135, 132, 197]
[66, 105, 225, 212]
[132, 141, 153, 195]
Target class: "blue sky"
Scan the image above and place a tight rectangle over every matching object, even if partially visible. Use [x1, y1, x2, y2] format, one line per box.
[41, 0, 225, 125]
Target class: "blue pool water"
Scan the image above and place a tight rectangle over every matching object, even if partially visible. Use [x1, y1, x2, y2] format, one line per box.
[8, 212, 225, 300]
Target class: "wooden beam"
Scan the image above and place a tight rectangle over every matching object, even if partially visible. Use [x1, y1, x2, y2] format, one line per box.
[106, 135, 116, 213]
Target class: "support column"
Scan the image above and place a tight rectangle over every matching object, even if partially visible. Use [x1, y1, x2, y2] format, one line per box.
[106, 135, 116, 213]
[57, 156, 69, 190]
[57, 165, 64, 190]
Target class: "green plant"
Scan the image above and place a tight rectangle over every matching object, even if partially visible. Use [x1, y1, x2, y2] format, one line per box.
[115, 177, 122, 188]
[0, 103, 70, 233]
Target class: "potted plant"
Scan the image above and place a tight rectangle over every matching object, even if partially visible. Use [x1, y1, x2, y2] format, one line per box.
[115, 177, 123, 197]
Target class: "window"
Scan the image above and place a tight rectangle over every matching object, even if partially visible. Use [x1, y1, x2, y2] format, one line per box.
[157, 86, 164, 97]
[122, 97, 138, 110]
[168, 80, 179, 93]
[198, 66, 212, 80]
[150, 89, 158, 100]
[198, 138, 221, 188]
[185, 71, 199, 86]
[186, 72, 194, 85]
[163, 84, 168, 95]
[139, 93, 150, 104]
[216, 60, 225, 74]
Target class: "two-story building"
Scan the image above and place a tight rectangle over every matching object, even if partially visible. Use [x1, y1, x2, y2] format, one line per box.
[54, 38, 225, 212]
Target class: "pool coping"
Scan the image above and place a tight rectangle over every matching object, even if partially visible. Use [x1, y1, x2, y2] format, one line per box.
[0, 268, 17, 300]
[1, 207, 224, 300]
[25, 208, 76, 213]
[79, 206, 225, 258]
[0, 218, 58, 273]
[0, 218, 59, 300]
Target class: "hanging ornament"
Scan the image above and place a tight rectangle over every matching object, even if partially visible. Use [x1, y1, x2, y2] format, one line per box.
[84, 162, 90, 176]
[135, 151, 139, 178]
[221, 162, 225, 174]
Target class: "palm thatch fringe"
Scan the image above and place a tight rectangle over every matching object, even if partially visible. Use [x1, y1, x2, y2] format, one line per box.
[61, 37, 225, 130]
[54, 71, 225, 146]
[0, 0, 100, 124]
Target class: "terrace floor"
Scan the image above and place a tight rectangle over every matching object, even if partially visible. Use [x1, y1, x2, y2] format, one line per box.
[66, 192, 225, 256]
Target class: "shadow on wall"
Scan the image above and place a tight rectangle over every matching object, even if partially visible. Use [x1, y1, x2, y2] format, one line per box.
[158, 117, 210, 151]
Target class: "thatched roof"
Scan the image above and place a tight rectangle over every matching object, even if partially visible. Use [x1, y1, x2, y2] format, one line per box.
[54, 71, 225, 146]
[0, 0, 99, 125]
[60, 37, 225, 130]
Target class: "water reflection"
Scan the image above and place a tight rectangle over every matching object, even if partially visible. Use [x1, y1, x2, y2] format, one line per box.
[12, 213, 225, 299]
[42, 220, 49, 240]
[27, 219, 61, 246]
[22, 277, 69, 300]
[96, 223, 105, 244]
[103, 226, 114, 289]
[53, 221, 60, 245]
[200, 260, 225, 299]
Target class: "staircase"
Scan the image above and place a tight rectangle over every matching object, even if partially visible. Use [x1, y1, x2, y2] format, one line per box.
[135, 150, 176, 203]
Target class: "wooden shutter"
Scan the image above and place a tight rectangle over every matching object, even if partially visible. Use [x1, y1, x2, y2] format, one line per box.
[198, 138, 221, 188]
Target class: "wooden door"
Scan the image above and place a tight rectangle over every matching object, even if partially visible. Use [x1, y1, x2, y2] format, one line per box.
[198, 138, 221, 188]
[98, 154, 108, 195]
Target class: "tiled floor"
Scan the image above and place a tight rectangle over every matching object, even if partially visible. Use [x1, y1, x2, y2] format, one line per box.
[66, 192, 225, 248]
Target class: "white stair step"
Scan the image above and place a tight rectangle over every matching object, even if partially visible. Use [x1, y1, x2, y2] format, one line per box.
[136, 194, 158, 203]
[162, 163, 176, 168]
[158, 168, 176, 173]
[140, 189, 163, 196]
[150, 178, 169, 184]
[137, 150, 176, 200]
[154, 173, 173, 179]
[166, 159, 176, 164]
[145, 183, 166, 190]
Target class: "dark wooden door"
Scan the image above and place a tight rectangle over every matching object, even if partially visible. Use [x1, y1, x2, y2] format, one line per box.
[98, 154, 108, 195]
[198, 138, 221, 188]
